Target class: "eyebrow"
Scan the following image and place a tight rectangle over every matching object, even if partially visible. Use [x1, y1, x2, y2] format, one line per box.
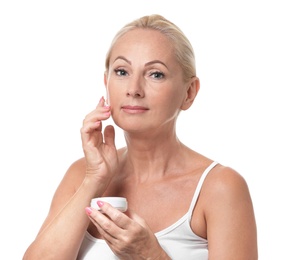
[113, 56, 168, 69]
[145, 60, 168, 69]
[114, 56, 131, 65]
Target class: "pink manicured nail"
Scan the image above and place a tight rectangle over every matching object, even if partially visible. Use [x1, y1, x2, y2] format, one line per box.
[85, 207, 93, 215]
[99, 96, 104, 103]
[97, 201, 104, 207]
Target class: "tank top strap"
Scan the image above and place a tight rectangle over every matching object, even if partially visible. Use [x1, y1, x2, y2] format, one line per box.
[187, 161, 218, 219]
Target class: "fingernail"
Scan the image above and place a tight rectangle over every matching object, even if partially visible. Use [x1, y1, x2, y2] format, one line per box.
[99, 96, 104, 103]
[97, 201, 104, 208]
[85, 207, 93, 215]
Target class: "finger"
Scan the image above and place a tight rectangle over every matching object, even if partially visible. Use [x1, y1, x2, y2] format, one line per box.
[98, 96, 105, 106]
[92, 218, 118, 243]
[99, 201, 132, 229]
[86, 208, 119, 244]
[83, 96, 110, 122]
[88, 206, 123, 238]
[83, 108, 110, 125]
[104, 125, 115, 147]
[81, 121, 101, 134]
[80, 121, 101, 146]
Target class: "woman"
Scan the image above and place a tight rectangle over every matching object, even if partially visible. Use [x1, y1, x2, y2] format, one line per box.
[23, 14, 258, 259]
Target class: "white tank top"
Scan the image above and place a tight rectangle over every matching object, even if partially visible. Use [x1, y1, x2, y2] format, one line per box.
[77, 161, 218, 260]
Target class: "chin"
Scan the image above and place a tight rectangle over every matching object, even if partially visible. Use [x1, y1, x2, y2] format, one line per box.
[113, 115, 140, 128]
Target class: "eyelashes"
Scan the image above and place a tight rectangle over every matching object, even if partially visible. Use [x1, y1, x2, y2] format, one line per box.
[149, 71, 165, 79]
[113, 68, 165, 80]
[114, 69, 128, 76]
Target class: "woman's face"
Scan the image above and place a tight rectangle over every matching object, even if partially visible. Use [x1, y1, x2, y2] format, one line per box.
[105, 29, 189, 133]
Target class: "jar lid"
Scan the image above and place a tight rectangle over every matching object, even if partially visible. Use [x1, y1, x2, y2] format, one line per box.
[91, 197, 128, 212]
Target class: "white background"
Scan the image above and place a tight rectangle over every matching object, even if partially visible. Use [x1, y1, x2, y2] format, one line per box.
[1, 1, 287, 259]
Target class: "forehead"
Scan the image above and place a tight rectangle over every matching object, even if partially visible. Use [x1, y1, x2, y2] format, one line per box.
[110, 29, 176, 62]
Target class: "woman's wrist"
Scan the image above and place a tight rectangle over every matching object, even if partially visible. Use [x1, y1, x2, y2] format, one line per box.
[82, 174, 111, 196]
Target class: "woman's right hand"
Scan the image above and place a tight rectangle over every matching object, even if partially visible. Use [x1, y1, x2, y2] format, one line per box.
[81, 97, 118, 184]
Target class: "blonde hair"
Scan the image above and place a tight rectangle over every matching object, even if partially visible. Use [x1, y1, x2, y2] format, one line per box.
[105, 14, 196, 82]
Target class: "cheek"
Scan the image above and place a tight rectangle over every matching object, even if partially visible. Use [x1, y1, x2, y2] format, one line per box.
[163, 88, 184, 107]
[108, 90, 123, 108]
[107, 87, 125, 123]
[106, 82, 123, 105]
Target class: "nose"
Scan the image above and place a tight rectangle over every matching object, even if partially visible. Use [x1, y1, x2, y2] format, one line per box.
[126, 74, 145, 98]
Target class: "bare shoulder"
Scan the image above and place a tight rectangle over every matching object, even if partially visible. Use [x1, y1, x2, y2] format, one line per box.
[52, 157, 86, 200]
[201, 164, 252, 218]
[201, 164, 258, 259]
[201, 164, 253, 216]
[204, 164, 249, 196]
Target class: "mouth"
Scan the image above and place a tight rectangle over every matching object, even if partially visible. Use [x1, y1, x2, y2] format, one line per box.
[121, 105, 149, 114]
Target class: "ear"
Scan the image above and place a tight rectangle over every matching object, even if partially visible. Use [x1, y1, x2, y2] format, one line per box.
[104, 72, 108, 88]
[104, 72, 110, 105]
[180, 77, 200, 110]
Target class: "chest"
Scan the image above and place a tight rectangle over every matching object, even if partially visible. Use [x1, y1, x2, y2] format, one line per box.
[88, 174, 207, 238]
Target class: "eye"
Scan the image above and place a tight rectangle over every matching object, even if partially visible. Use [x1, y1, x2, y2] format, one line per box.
[114, 69, 128, 76]
[150, 71, 165, 79]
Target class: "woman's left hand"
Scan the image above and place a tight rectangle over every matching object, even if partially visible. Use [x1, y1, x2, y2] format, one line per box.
[86, 202, 171, 259]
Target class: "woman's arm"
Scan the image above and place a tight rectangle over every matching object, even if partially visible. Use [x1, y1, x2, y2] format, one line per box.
[203, 166, 258, 260]
[23, 98, 118, 259]
[22, 159, 110, 260]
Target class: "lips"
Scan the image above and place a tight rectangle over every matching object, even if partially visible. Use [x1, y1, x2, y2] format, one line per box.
[121, 105, 149, 114]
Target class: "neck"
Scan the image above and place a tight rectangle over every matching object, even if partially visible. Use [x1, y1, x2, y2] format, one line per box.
[121, 129, 186, 182]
